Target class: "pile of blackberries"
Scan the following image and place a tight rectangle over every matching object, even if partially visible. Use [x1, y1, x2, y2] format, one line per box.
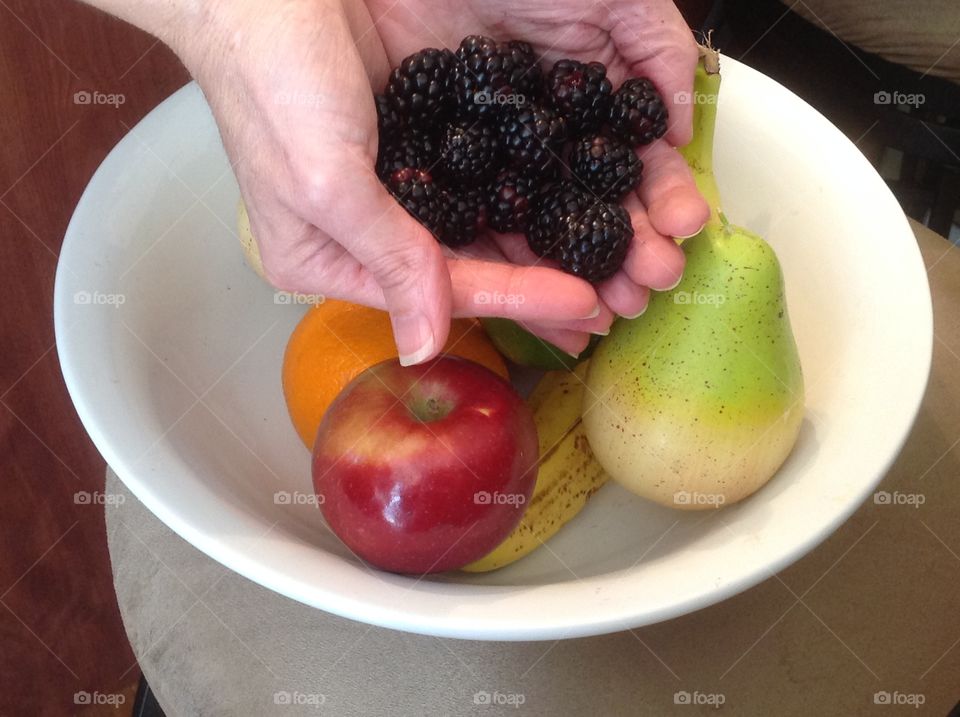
[375, 35, 668, 284]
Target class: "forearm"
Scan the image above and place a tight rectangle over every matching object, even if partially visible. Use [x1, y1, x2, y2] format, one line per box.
[78, 0, 203, 56]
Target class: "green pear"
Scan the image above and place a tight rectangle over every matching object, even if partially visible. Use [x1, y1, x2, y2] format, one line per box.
[583, 45, 804, 510]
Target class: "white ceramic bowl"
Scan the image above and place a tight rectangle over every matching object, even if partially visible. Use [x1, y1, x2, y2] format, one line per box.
[55, 57, 932, 640]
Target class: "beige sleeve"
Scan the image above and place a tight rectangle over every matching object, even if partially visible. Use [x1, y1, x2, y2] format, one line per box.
[792, 1, 960, 84]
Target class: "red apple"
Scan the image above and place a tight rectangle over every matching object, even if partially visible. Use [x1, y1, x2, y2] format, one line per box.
[312, 355, 538, 574]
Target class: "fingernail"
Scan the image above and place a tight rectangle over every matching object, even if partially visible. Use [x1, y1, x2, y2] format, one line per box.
[592, 329, 610, 336]
[622, 304, 648, 320]
[395, 314, 436, 367]
[581, 304, 601, 319]
[664, 273, 684, 291]
[674, 221, 706, 240]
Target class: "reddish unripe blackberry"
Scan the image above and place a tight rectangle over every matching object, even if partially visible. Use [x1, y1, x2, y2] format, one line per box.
[487, 169, 538, 233]
[385, 168, 443, 237]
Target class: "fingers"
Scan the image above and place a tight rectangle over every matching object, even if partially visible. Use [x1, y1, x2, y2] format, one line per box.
[636, 141, 710, 238]
[608, 2, 699, 146]
[597, 271, 650, 319]
[534, 302, 615, 335]
[621, 193, 687, 290]
[517, 322, 591, 358]
[447, 258, 599, 321]
[652, 41, 698, 147]
[307, 165, 453, 366]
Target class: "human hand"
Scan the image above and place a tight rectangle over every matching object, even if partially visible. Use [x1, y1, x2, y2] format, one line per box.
[149, 0, 604, 363]
[367, 0, 710, 347]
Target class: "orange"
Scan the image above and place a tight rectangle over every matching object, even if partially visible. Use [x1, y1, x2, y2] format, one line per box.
[282, 299, 510, 448]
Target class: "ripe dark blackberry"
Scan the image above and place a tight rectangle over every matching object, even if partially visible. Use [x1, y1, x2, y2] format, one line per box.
[546, 59, 612, 133]
[375, 128, 438, 180]
[608, 78, 668, 146]
[487, 169, 538, 233]
[385, 168, 442, 237]
[501, 40, 544, 103]
[555, 203, 633, 283]
[451, 35, 525, 119]
[569, 134, 643, 201]
[375, 94, 403, 137]
[499, 105, 567, 178]
[385, 48, 455, 123]
[437, 187, 487, 247]
[438, 122, 499, 184]
[525, 182, 598, 258]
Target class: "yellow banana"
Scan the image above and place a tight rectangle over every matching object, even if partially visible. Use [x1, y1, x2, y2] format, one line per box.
[237, 200, 266, 279]
[463, 363, 609, 572]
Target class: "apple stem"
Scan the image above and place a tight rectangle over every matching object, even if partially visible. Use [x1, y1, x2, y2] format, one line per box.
[408, 394, 454, 423]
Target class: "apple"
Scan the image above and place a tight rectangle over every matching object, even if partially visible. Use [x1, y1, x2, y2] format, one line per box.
[312, 356, 539, 574]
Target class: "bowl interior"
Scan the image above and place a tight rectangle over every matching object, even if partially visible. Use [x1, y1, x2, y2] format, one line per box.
[55, 57, 931, 640]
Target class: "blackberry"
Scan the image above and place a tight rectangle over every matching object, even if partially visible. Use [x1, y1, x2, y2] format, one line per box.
[375, 128, 439, 179]
[385, 48, 455, 123]
[499, 105, 567, 178]
[525, 181, 598, 258]
[375, 94, 403, 137]
[546, 59, 612, 133]
[451, 35, 525, 119]
[608, 78, 668, 146]
[569, 134, 643, 200]
[501, 40, 544, 103]
[438, 121, 499, 184]
[437, 187, 487, 247]
[555, 203, 632, 283]
[487, 169, 538, 233]
[385, 168, 442, 237]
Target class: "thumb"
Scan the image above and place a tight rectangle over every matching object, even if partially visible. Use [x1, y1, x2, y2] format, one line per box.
[610, 3, 698, 146]
[312, 167, 453, 366]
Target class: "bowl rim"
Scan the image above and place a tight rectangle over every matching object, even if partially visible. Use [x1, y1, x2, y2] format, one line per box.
[54, 57, 933, 640]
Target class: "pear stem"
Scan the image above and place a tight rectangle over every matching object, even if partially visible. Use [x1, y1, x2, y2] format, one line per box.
[679, 42, 723, 228]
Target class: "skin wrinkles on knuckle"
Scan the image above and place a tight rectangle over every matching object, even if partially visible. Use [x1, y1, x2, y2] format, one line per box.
[366, 241, 435, 295]
[261, 263, 301, 293]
